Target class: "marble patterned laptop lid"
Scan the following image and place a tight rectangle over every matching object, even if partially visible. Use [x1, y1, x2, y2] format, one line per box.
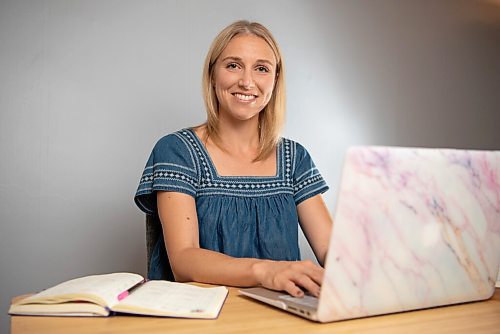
[317, 146, 500, 322]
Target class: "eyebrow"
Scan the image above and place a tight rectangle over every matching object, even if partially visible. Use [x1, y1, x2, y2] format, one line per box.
[221, 56, 275, 67]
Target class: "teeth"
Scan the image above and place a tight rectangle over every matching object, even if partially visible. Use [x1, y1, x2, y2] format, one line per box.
[234, 93, 255, 101]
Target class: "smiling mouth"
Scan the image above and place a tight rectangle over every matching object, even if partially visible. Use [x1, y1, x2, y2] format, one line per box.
[233, 93, 257, 102]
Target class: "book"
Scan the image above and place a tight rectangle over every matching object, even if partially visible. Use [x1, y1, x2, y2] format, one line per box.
[9, 272, 228, 319]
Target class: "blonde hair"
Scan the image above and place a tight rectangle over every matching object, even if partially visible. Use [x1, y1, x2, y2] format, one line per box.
[201, 20, 286, 161]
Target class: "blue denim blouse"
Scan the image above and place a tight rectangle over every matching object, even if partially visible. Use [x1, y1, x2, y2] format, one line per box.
[135, 129, 329, 279]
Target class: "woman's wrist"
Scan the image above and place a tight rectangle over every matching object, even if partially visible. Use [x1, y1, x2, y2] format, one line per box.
[251, 259, 273, 285]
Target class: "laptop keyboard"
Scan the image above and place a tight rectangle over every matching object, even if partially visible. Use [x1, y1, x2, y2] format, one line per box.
[279, 294, 319, 308]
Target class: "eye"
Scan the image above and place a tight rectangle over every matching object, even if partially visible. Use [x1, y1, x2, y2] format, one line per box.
[226, 62, 240, 70]
[256, 66, 270, 73]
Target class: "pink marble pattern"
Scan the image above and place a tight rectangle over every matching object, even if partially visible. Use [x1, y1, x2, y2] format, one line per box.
[317, 146, 500, 322]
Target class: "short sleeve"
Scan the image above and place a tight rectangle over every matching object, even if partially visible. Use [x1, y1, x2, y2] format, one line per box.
[292, 141, 329, 205]
[134, 132, 199, 215]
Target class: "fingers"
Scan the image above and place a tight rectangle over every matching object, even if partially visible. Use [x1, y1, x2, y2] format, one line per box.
[296, 260, 324, 286]
[283, 281, 305, 298]
[292, 273, 321, 297]
[261, 260, 324, 298]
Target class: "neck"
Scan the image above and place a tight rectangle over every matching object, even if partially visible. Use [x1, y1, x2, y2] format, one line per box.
[215, 115, 260, 154]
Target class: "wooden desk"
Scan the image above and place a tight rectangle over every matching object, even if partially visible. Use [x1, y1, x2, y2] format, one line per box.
[11, 288, 500, 334]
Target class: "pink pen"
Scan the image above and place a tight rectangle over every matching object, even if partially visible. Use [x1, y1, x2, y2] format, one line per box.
[117, 279, 146, 301]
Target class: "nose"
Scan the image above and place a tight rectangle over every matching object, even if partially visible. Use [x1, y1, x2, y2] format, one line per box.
[238, 69, 255, 89]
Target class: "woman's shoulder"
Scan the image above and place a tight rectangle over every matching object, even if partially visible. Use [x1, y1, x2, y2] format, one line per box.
[152, 128, 203, 153]
[154, 128, 190, 147]
[148, 128, 201, 164]
[279, 137, 310, 157]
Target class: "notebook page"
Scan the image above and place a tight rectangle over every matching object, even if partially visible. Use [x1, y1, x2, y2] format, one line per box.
[114, 281, 228, 316]
[21, 273, 144, 307]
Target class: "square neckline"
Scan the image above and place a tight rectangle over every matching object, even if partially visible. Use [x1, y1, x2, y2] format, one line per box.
[186, 128, 283, 180]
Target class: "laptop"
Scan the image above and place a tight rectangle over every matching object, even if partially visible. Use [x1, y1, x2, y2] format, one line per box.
[240, 146, 500, 322]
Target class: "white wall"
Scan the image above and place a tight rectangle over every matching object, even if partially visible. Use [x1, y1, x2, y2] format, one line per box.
[1, 1, 499, 331]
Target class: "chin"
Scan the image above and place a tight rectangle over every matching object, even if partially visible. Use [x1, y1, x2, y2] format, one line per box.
[233, 114, 260, 122]
[226, 107, 262, 120]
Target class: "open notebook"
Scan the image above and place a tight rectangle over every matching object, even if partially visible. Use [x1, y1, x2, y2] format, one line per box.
[9, 273, 228, 319]
[240, 146, 500, 322]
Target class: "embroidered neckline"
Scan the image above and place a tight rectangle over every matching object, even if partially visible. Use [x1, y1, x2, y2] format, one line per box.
[178, 129, 294, 196]
[137, 129, 326, 201]
[183, 128, 287, 181]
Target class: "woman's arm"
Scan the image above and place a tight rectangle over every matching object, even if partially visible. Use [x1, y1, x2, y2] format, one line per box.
[157, 191, 324, 297]
[296, 194, 333, 266]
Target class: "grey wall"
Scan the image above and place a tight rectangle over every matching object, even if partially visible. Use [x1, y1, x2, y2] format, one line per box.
[1, 0, 499, 331]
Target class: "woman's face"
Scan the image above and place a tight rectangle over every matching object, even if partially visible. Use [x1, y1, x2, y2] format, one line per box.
[212, 34, 277, 123]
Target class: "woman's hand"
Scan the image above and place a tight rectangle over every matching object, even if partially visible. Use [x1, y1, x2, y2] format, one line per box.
[252, 259, 324, 298]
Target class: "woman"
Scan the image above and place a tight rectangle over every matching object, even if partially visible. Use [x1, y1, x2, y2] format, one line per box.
[135, 20, 333, 298]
